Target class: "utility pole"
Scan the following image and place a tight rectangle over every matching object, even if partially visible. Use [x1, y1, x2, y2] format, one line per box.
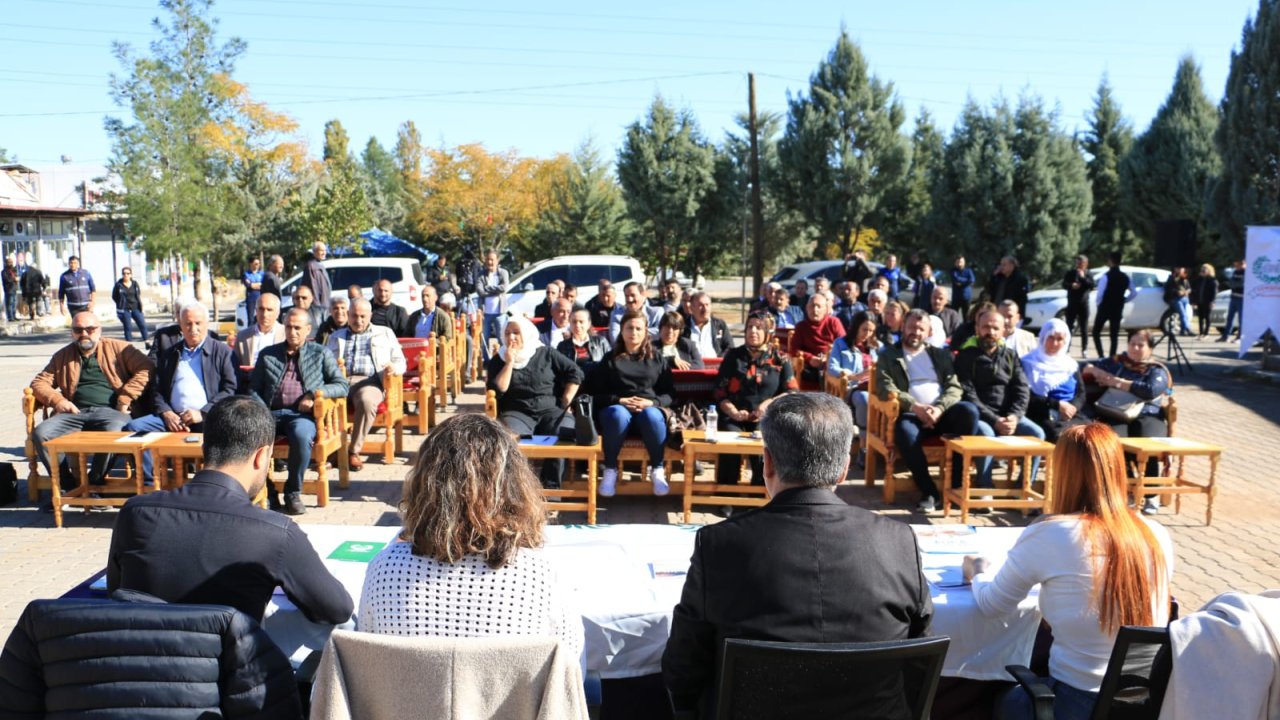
[747, 73, 766, 299]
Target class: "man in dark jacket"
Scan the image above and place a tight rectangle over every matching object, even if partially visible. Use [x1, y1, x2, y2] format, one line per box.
[124, 301, 239, 483]
[19, 262, 45, 320]
[950, 255, 976, 318]
[249, 308, 349, 515]
[953, 308, 1043, 489]
[370, 278, 409, 337]
[2, 256, 18, 322]
[108, 395, 353, 627]
[1092, 251, 1134, 358]
[1062, 255, 1095, 357]
[681, 291, 733, 359]
[662, 393, 933, 718]
[300, 242, 330, 313]
[984, 255, 1030, 317]
[929, 286, 963, 340]
[261, 254, 285, 299]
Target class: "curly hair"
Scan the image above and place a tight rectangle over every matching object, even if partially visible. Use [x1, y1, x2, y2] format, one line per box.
[398, 414, 545, 569]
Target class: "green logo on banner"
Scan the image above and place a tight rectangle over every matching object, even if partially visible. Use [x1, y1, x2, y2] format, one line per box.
[328, 541, 387, 562]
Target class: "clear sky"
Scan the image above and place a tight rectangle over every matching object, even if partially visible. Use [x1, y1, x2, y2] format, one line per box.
[0, 0, 1262, 167]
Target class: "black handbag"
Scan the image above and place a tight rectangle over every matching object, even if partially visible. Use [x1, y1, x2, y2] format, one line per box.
[572, 394, 598, 446]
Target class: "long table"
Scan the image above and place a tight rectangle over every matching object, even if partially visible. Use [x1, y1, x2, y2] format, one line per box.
[263, 523, 1040, 681]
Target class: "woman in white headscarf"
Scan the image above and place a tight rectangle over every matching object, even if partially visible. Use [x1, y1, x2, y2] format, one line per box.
[487, 315, 584, 488]
[1020, 318, 1086, 441]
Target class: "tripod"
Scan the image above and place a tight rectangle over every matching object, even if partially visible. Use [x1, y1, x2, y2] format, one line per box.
[1154, 310, 1192, 375]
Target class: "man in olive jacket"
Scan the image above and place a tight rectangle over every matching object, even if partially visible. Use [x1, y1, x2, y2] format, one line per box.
[876, 309, 979, 512]
[248, 308, 348, 515]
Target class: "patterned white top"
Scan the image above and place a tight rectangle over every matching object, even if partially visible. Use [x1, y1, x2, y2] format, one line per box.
[358, 540, 584, 659]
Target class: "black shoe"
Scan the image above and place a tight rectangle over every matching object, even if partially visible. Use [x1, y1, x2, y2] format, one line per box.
[267, 492, 283, 511]
[283, 492, 307, 516]
[273, 459, 287, 473]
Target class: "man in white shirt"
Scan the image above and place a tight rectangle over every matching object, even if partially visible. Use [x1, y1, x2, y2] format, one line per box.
[474, 249, 509, 361]
[325, 298, 406, 470]
[609, 281, 663, 341]
[682, 291, 733, 359]
[540, 298, 573, 347]
[234, 293, 285, 368]
[875, 309, 980, 512]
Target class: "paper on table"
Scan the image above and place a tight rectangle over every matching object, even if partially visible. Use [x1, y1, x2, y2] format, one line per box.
[913, 525, 980, 555]
[114, 432, 164, 443]
[518, 435, 559, 446]
[987, 436, 1040, 446]
[1147, 437, 1202, 448]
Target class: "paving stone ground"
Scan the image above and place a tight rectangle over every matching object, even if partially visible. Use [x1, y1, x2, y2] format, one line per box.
[1, 323, 1276, 642]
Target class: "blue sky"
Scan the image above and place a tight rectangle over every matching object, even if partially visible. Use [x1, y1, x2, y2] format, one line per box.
[1, 0, 1262, 167]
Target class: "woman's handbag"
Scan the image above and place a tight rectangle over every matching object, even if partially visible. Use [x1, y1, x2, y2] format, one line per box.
[1094, 387, 1145, 422]
[664, 401, 706, 450]
[571, 394, 598, 446]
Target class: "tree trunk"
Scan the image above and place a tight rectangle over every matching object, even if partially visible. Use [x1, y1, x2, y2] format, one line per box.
[207, 255, 218, 324]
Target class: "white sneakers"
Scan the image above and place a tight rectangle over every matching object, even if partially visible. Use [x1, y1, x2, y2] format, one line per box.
[600, 468, 618, 497]
[916, 496, 937, 513]
[1141, 497, 1161, 515]
[650, 466, 669, 496]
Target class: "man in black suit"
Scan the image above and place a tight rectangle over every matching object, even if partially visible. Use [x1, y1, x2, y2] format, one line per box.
[108, 396, 353, 625]
[680, 291, 733, 360]
[662, 393, 933, 718]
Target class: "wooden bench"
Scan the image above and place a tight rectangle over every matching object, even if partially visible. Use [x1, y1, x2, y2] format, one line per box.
[336, 358, 405, 465]
[399, 336, 436, 434]
[270, 389, 348, 507]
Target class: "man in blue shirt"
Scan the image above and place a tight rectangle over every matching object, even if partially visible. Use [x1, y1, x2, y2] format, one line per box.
[950, 255, 976, 318]
[877, 254, 903, 299]
[242, 257, 264, 319]
[124, 301, 239, 483]
[58, 255, 95, 316]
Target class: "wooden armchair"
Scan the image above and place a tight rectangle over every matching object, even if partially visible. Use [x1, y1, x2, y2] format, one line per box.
[336, 357, 405, 465]
[270, 389, 348, 506]
[863, 372, 946, 504]
[22, 388, 52, 501]
[468, 316, 484, 383]
[399, 336, 436, 433]
[436, 328, 462, 406]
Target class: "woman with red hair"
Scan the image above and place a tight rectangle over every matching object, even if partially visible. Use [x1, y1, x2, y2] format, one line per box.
[965, 423, 1173, 720]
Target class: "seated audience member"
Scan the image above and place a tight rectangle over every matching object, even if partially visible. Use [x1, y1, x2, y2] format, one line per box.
[712, 311, 798, 486]
[357, 414, 582, 657]
[765, 285, 803, 330]
[790, 292, 846, 390]
[950, 300, 996, 351]
[750, 281, 783, 312]
[663, 393, 933, 717]
[587, 310, 677, 497]
[655, 278, 685, 316]
[868, 274, 892, 297]
[487, 317, 583, 489]
[832, 280, 867, 329]
[966, 423, 1172, 720]
[930, 286, 963, 340]
[370, 278, 409, 337]
[235, 292, 285, 367]
[407, 284, 454, 343]
[1081, 329, 1171, 515]
[149, 317, 224, 362]
[585, 279, 617, 329]
[108, 396, 353, 625]
[863, 288, 887, 327]
[347, 284, 363, 301]
[609, 281, 663, 341]
[314, 295, 348, 346]
[876, 309, 980, 512]
[912, 263, 938, 311]
[827, 312, 879, 459]
[30, 311, 153, 487]
[325, 298, 406, 471]
[788, 279, 811, 310]
[540, 298, 573, 347]
[682, 291, 733, 360]
[292, 286, 323, 338]
[656, 310, 703, 370]
[813, 275, 833, 299]
[877, 299, 908, 346]
[532, 282, 561, 328]
[248, 308, 349, 515]
[1000, 299, 1038, 357]
[954, 308, 1044, 489]
[557, 308, 611, 375]
[1022, 319, 1086, 442]
[124, 301, 238, 483]
[562, 282, 582, 310]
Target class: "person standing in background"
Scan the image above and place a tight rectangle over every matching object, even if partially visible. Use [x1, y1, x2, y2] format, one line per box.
[58, 255, 95, 316]
[950, 255, 975, 318]
[300, 242, 331, 317]
[1062, 255, 1095, 357]
[2, 256, 19, 322]
[1093, 252, 1135, 359]
[877, 254, 903, 299]
[475, 249, 509, 361]
[261, 255, 284, 299]
[912, 263, 937, 311]
[1193, 264, 1218, 340]
[1217, 259, 1246, 342]
[20, 261, 45, 320]
[111, 267, 147, 343]
[985, 256, 1030, 318]
[241, 257, 263, 321]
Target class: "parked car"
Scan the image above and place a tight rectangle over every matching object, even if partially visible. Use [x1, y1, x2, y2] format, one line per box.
[1023, 266, 1170, 331]
[234, 257, 426, 330]
[770, 260, 884, 293]
[504, 255, 645, 317]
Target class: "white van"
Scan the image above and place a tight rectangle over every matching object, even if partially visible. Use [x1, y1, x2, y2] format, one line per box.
[234, 257, 426, 330]
[504, 255, 645, 316]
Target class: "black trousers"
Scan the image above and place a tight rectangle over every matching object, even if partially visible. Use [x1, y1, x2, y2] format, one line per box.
[1064, 301, 1090, 354]
[1092, 305, 1124, 359]
[1105, 413, 1168, 479]
[714, 419, 762, 486]
[501, 407, 575, 488]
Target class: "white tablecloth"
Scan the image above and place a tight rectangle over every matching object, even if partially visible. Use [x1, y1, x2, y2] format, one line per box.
[270, 523, 1041, 681]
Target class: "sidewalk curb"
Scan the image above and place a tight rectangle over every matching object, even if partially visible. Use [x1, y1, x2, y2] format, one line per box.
[1223, 365, 1280, 385]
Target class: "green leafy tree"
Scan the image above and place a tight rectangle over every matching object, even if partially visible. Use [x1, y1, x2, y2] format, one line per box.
[395, 120, 430, 245]
[322, 119, 351, 166]
[295, 145, 372, 255]
[0, 147, 11, 162]
[104, 0, 245, 305]
[538, 138, 632, 256]
[616, 96, 716, 280]
[1119, 56, 1221, 261]
[361, 136, 407, 234]
[1081, 77, 1139, 260]
[1208, 0, 1280, 263]
[878, 108, 945, 256]
[776, 31, 909, 258]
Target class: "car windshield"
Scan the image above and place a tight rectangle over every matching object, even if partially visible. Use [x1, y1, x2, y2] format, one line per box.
[771, 267, 799, 282]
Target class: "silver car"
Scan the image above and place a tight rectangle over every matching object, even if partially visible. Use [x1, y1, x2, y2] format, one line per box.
[1023, 266, 1171, 330]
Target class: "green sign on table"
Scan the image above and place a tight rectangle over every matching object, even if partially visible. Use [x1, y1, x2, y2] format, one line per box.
[327, 540, 387, 562]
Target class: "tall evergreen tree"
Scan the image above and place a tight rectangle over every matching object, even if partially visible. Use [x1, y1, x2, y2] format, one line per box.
[615, 96, 716, 280]
[1208, 0, 1280, 262]
[776, 31, 909, 257]
[538, 139, 632, 256]
[395, 121, 430, 244]
[929, 98, 1018, 266]
[723, 112, 817, 268]
[1119, 56, 1221, 260]
[1081, 76, 1139, 260]
[878, 108, 945, 255]
[322, 119, 352, 166]
[1009, 95, 1092, 276]
[360, 136, 406, 233]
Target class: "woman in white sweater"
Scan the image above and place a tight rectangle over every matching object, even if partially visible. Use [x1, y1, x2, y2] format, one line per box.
[358, 413, 583, 659]
[965, 423, 1173, 720]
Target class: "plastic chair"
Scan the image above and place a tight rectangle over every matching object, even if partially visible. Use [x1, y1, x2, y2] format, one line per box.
[712, 636, 950, 720]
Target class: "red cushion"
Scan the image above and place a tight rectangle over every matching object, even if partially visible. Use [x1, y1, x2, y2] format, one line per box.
[375, 402, 388, 415]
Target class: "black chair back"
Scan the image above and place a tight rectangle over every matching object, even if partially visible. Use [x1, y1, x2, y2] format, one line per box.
[1091, 626, 1172, 720]
[713, 636, 950, 720]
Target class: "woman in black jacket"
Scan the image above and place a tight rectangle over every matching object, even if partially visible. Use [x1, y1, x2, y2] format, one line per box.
[713, 311, 798, 485]
[655, 311, 703, 370]
[556, 307, 611, 374]
[1193, 263, 1218, 340]
[587, 310, 675, 497]
[111, 267, 148, 342]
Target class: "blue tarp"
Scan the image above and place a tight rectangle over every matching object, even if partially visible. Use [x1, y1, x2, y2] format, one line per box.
[332, 228, 437, 263]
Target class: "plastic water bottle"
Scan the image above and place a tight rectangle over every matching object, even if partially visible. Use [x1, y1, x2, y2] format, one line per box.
[705, 405, 719, 443]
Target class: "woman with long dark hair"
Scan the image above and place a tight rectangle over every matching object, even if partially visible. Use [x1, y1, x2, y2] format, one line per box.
[966, 423, 1172, 720]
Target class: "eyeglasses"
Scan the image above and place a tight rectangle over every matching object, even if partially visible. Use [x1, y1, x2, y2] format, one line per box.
[71, 326, 100, 334]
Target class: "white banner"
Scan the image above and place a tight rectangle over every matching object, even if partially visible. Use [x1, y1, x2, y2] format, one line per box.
[1241, 226, 1280, 357]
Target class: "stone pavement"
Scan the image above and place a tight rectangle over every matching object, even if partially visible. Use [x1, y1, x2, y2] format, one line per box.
[0, 327, 1276, 643]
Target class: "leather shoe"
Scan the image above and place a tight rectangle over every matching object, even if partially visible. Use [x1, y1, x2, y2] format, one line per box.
[283, 492, 307, 516]
[348, 453, 364, 471]
[267, 492, 283, 511]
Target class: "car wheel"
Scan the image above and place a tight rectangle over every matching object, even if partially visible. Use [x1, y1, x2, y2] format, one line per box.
[1159, 309, 1179, 336]
[1054, 309, 1067, 320]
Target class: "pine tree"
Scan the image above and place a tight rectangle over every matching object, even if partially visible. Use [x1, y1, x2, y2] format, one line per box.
[322, 119, 352, 167]
[1081, 76, 1139, 260]
[776, 31, 909, 257]
[1010, 95, 1091, 277]
[360, 136, 406, 234]
[878, 108, 945, 255]
[1208, 0, 1280, 263]
[929, 98, 1018, 266]
[538, 139, 632, 256]
[395, 121, 430, 244]
[1119, 56, 1221, 261]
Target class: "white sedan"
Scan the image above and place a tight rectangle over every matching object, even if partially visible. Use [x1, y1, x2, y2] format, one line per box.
[1023, 266, 1171, 331]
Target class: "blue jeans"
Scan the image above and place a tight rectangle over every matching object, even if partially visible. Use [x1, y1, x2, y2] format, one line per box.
[996, 676, 1098, 720]
[272, 409, 316, 495]
[894, 401, 980, 500]
[974, 417, 1046, 487]
[482, 312, 503, 361]
[600, 405, 667, 468]
[117, 309, 148, 342]
[124, 414, 203, 483]
[1222, 296, 1243, 338]
[4, 292, 15, 321]
[1176, 296, 1192, 334]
